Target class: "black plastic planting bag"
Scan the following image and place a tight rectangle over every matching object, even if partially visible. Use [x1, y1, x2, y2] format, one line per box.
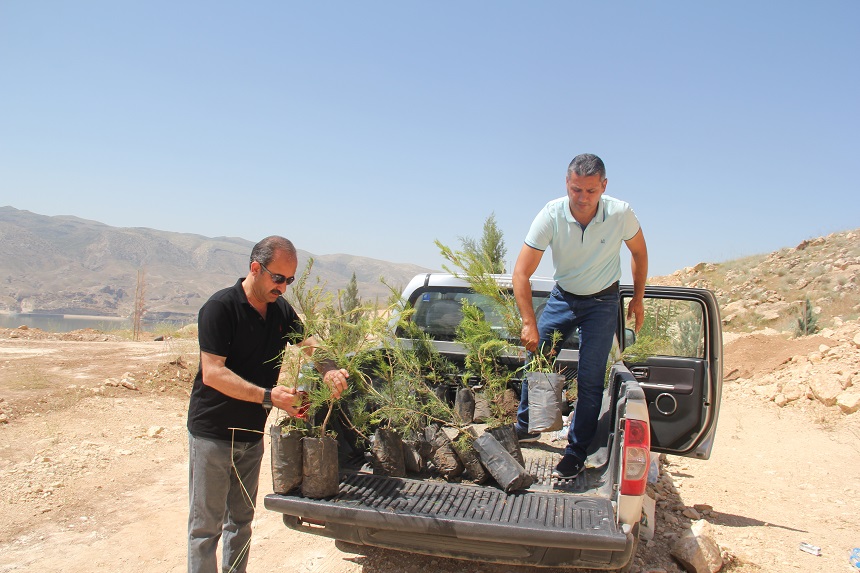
[371, 428, 407, 477]
[453, 429, 489, 483]
[473, 433, 533, 492]
[472, 391, 492, 423]
[270, 425, 303, 494]
[402, 438, 425, 474]
[486, 424, 525, 467]
[424, 425, 464, 480]
[526, 372, 566, 433]
[454, 387, 476, 424]
[301, 436, 339, 499]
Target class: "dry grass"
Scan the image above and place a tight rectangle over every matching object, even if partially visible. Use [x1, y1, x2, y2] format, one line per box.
[651, 228, 860, 334]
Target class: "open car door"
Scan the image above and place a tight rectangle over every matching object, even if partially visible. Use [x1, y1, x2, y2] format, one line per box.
[619, 286, 723, 460]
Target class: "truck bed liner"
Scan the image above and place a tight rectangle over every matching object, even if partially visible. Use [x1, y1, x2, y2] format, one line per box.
[264, 471, 627, 551]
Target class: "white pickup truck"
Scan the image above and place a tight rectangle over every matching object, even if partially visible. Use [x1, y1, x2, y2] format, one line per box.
[265, 273, 723, 571]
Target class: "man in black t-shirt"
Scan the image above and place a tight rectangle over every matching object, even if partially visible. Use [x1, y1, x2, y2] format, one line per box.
[187, 236, 349, 573]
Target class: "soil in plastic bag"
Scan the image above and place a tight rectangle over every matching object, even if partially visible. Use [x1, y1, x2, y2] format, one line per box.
[308, 403, 367, 470]
[473, 432, 533, 492]
[270, 425, 304, 494]
[472, 391, 492, 423]
[424, 425, 464, 480]
[402, 430, 431, 474]
[371, 428, 407, 477]
[527, 371, 565, 433]
[402, 439, 424, 474]
[301, 436, 340, 499]
[454, 387, 475, 424]
[453, 431, 489, 483]
[432, 384, 451, 406]
[486, 424, 525, 467]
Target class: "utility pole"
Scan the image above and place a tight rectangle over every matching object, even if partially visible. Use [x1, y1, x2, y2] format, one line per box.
[133, 269, 146, 341]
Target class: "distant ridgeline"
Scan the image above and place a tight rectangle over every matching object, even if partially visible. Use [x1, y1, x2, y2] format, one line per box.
[0, 206, 429, 321]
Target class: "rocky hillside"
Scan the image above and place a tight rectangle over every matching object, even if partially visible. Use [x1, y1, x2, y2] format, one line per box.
[0, 206, 430, 321]
[651, 228, 860, 333]
[652, 227, 860, 416]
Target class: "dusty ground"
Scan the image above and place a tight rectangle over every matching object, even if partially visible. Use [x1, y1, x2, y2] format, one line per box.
[1, 327, 859, 573]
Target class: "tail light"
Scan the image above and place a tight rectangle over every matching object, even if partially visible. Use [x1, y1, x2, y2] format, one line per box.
[620, 418, 650, 496]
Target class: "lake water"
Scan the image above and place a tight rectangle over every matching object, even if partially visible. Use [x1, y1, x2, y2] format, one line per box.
[0, 313, 191, 333]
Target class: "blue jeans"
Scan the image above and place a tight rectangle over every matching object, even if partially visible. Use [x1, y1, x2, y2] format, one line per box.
[516, 284, 619, 461]
[188, 433, 264, 573]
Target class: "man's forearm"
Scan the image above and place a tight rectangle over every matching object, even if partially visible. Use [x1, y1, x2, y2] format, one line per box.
[631, 251, 648, 299]
[203, 364, 267, 403]
[513, 274, 536, 327]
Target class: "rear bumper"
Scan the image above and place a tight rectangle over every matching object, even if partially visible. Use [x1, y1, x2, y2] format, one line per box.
[264, 473, 635, 569]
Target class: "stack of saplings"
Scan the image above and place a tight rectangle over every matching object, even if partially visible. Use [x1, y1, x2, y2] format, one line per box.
[271, 253, 537, 494]
[349, 295, 532, 492]
[270, 259, 389, 498]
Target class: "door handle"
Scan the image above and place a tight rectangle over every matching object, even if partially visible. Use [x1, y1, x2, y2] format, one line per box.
[631, 366, 649, 380]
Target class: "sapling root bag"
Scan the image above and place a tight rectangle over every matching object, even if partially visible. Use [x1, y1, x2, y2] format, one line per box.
[402, 430, 432, 473]
[402, 438, 425, 474]
[472, 391, 492, 423]
[432, 384, 451, 406]
[301, 436, 339, 499]
[424, 425, 464, 480]
[270, 425, 303, 494]
[526, 372, 566, 433]
[371, 428, 407, 477]
[454, 387, 476, 424]
[473, 433, 533, 493]
[487, 424, 525, 467]
[453, 433, 489, 483]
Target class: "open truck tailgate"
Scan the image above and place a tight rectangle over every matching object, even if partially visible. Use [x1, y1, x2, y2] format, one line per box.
[264, 472, 634, 569]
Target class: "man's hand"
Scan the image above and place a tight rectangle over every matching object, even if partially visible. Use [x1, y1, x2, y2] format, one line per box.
[520, 322, 540, 353]
[627, 296, 645, 332]
[271, 385, 306, 418]
[323, 368, 349, 399]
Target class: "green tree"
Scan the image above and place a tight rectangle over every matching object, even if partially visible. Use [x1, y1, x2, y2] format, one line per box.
[341, 271, 361, 323]
[435, 213, 520, 339]
[795, 296, 819, 337]
[457, 212, 507, 274]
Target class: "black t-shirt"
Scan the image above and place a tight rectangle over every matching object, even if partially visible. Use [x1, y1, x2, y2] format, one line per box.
[187, 279, 304, 442]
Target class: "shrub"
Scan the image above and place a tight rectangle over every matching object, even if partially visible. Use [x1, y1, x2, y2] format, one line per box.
[794, 297, 819, 337]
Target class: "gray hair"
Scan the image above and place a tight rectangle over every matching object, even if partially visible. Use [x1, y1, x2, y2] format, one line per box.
[567, 153, 606, 180]
[250, 236, 296, 267]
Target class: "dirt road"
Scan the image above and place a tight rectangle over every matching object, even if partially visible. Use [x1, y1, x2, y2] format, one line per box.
[1, 328, 858, 573]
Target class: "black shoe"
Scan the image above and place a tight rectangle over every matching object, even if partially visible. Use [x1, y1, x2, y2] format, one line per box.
[552, 455, 584, 479]
[515, 426, 540, 443]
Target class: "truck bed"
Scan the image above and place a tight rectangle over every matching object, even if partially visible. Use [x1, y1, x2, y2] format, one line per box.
[263, 441, 636, 569]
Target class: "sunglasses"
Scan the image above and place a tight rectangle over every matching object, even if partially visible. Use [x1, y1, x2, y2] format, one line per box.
[258, 262, 295, 285]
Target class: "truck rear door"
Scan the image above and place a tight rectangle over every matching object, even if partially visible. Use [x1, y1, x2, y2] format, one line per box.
[619, 286, 722, 459]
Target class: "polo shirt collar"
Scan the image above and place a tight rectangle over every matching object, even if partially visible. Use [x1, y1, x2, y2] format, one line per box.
[563, 196, 606, 226]
[231, 278, 248, 303]
[234, 277, 288, 320]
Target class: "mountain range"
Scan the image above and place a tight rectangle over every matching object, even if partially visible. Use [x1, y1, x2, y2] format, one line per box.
[0, 206, 430, 321]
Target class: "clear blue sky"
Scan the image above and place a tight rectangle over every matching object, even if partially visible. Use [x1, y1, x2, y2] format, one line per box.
[2, 2, 858, 281]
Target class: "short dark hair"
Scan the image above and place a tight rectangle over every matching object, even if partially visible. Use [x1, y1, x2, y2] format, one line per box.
[250, 236, 296, 268]
[567, 153, 606, 180]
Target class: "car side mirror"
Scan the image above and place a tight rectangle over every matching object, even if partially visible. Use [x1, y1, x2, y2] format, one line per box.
[624, 328, 636, 348]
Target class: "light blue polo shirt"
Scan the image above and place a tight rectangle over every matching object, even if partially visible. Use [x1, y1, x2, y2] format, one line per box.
[524, 194, 640, 295]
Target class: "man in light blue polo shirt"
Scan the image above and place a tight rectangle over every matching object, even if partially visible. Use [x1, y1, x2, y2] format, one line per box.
[512, 153, 648, 479]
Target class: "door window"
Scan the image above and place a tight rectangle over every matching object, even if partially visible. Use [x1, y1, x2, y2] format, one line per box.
[623, 298, 706, 360]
